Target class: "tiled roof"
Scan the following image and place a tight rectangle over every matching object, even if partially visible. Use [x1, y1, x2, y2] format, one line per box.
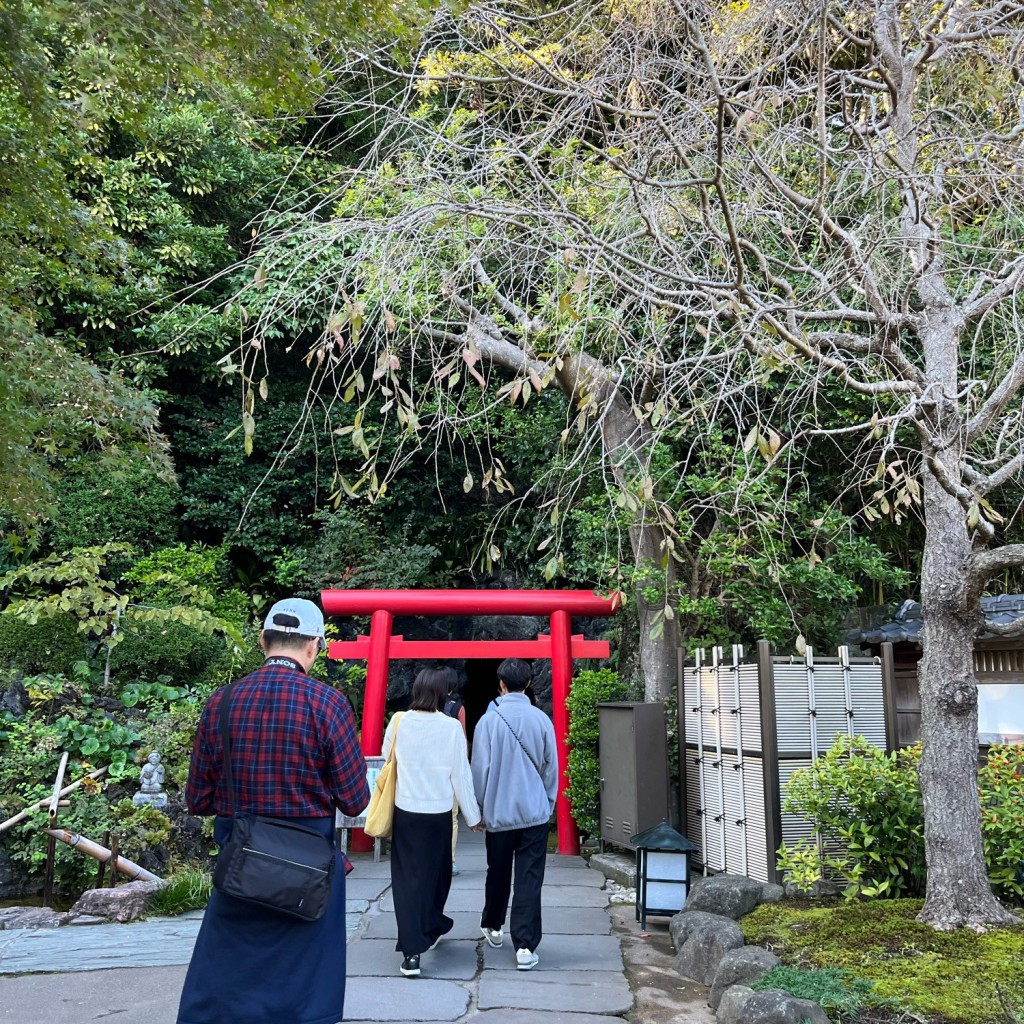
[849, 594, 1024, 646]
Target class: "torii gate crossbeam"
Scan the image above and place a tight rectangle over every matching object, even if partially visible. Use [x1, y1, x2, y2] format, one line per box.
[321, 589, 620, 855]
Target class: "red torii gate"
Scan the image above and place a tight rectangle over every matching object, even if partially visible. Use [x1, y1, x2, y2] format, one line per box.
[320, 589, 620, 855]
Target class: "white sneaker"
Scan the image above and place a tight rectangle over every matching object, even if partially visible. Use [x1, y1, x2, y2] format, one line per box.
[480, 926, 503, 948]
[516, 948, 539, 971]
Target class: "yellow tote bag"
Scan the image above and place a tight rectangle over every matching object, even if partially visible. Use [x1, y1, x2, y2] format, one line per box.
[365, 713, 404, 839]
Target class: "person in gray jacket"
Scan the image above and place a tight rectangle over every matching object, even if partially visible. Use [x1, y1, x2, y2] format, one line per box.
[471, 657, 558, 970]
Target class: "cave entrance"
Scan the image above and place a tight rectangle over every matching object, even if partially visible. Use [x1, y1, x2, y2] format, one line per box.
[461, 658, 502, 745]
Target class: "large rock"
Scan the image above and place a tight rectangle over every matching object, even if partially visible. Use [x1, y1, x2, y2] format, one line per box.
[681, 874, 784, 920]
[670, 911, 745, 985]
[716, 985, 756, 1024]
[710, 945, 782, 1010]
[66, 880, 163, 923]
[0, 906, 67, 930]
[741, 989, 831, 1024]
[670, 909, 725, 948]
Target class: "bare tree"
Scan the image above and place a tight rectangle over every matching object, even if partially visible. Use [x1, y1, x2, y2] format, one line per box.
[236, 0, 1024, 927]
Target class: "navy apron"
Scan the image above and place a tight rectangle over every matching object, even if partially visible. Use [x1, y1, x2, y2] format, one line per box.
[177, 815, 347, 1024]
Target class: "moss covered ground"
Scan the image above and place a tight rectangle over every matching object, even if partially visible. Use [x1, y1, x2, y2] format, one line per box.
[742, 899, 1024, 1023]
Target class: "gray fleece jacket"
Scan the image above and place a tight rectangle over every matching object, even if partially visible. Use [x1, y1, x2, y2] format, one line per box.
[471, 693, 558, 831]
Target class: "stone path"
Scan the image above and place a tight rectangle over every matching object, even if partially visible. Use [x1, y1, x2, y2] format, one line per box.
[0, 828, 633, 1023]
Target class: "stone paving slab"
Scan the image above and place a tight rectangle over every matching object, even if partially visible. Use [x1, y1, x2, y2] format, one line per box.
[346, 976, 471, 1021]
[347, 876, 394, 900]
[0, 910, 366, 973]
[0, 964, 187, 1023]
[482, 933, 623, 972]
[0, 916, 202, 973]
[362, 907, 612, 940]
[539, 867, 604, 887]
[382, 887, 608, 914]
[349, 938, 479, 979]
[477, 972, 632, 1015]
[348, 857, 398, 877]
[362, 911, 488, 942]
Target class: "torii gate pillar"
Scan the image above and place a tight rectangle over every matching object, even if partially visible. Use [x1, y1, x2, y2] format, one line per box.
[321, 589, 620, 855]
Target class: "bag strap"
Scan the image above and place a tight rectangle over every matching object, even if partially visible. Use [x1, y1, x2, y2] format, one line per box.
[384, 712, 404, 765]
[491, 701, 543, 780]
[218, 682, 237, 819]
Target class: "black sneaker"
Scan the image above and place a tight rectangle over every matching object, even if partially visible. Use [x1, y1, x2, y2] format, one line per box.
[400, 954, 420, 977]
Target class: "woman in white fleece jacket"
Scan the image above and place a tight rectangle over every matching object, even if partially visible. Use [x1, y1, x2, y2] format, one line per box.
[381, 668, 481, 978]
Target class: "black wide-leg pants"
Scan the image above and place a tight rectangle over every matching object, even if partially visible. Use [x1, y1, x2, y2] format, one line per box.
[391, 806, 454, 956]
[481, 823, 548, 953]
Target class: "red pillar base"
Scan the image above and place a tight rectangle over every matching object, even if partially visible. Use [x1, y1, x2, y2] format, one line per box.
[349, 827, 373, 854]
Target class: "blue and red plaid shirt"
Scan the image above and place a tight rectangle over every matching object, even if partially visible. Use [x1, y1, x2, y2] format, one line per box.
[186, 661, 368, 823]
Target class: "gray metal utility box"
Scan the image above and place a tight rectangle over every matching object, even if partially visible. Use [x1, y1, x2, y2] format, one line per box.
[598, 702, 669, 850]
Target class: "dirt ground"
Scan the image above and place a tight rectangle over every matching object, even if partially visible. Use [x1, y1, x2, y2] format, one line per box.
[609, 905, 717, 1024]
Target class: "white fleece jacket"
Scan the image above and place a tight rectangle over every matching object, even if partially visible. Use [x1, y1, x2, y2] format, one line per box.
[381, 710, 482, 824]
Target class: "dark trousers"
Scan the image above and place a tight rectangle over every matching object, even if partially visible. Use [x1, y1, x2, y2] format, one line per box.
[391, 806, 454, 957]
[481, 824, 547, 953]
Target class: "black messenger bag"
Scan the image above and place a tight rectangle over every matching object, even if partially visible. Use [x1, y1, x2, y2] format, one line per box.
[211, 682, 335, 922]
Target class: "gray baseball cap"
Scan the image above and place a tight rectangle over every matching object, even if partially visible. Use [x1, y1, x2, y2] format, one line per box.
[262, 598, 326, 642]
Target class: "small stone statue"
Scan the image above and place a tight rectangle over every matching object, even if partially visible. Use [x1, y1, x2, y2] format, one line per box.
[133, 750, 168, 808]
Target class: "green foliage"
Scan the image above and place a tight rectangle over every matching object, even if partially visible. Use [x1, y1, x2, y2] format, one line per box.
[122, 544, 251, 628]
[742, 898, 1024, 1024]
[0, 707, 134, 891]
[0, 543, 133, 639]
[273, 508, 452, 597]
[0, 612, 89, 675]
[776, 736, 926, 900]
[751, 965, 895, 1016]
[0, 319, 170, 529]
[148, 868, 212, 916]
[133, 699, 207, 793]
[0, 544, 249, 684]
[779, 738, 1024, 903]
[565, 668, 630, 838]
[109, 620, 239, 689]
[979, 745, 1024, 900]
[51, 704, 140, 776]
[49, 460, 178, 555]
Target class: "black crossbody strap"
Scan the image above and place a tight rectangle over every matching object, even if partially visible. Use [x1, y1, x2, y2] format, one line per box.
[491, 701, 543, 780]
[218, 682, 237, 819]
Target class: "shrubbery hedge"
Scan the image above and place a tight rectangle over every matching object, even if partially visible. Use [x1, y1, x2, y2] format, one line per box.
[0, 612, 89, 675]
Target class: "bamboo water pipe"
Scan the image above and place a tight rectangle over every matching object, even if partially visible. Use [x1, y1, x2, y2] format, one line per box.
[0, 766, 109, 833]
[43, 828, 162, 883]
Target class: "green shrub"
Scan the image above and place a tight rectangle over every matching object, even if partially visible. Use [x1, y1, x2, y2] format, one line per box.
[50, 459, 178, 554]
[566, 668, 629, 838]
[779, 737, 1024, 902]
[122, 543, 251, 628]
[777, 735, 926, 899]
[979, 744, 1024, 900]
[0, 611, 90, 674]
[108, 618, 234, 686]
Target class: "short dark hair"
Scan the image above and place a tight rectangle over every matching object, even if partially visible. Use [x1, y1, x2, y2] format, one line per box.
[409, 668, 449, 712]
[263, 629, 320, 652]
[437, 666, 459, 695]
[497, 658, 532, 692]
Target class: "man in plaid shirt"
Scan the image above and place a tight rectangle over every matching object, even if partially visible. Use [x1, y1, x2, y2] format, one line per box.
[177, 597, 369, 1024]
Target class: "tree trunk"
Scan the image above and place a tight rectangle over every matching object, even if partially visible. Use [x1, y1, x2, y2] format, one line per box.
[598, 379, 679, 700]
[916, 469, 1016, 930]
